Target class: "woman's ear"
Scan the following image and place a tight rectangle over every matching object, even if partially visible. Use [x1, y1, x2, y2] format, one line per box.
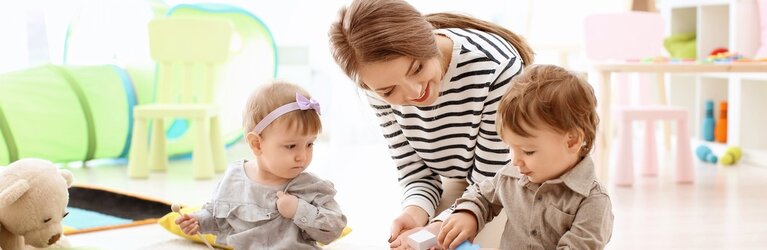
[246, 132, 264, 156]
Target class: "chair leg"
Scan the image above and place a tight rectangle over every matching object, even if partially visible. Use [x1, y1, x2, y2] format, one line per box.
[128, 117, 150, 178]
[615, 116, 634, 186]
[675, 118, 694, 183]
[643, 119, 658, 176]
[210, 116, 227, 173]
[148, 118, 168, 172]
[193, 117, 214, 179]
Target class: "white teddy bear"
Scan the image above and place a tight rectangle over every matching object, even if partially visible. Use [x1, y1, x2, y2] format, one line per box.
[0, 158, 73, 250]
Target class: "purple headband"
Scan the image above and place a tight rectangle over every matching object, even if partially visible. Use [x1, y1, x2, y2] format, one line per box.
[253, 92, 321, 134]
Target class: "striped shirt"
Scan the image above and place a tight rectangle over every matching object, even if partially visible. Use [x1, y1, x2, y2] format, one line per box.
[366, 28, 524, 218]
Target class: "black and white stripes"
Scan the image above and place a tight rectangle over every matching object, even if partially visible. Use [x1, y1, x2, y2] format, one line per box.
[366, 28, 524, 218]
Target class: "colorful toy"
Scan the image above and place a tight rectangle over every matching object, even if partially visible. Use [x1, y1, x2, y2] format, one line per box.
[706, 48, 746, 63]
[702, 100, 716, 141]
[715, 101, 728, 143]
[695, 145, 718, 163]
[720, 146, 743, 166]
[709, 47, 729, 56]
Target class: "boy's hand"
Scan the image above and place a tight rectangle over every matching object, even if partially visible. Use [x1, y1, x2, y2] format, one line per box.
[175, 214, 200, 235]
[437, 211, 478, 250]
[276, 191, 298, 219]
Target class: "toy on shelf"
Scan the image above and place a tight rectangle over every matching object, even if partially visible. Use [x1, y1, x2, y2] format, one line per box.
[702, 100, 716, 141]
[706, 48, 746, 63]
[695, 145, 718, 163]
[715, 101, 728, 143]
[720, 146, 743, 166]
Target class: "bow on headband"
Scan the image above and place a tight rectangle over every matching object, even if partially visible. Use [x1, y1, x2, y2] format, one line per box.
[296, 93, 321, 115]
[253, 92, 322, 134]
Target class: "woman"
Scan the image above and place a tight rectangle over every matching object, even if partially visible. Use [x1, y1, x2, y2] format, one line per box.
[329, 0, 534, 248]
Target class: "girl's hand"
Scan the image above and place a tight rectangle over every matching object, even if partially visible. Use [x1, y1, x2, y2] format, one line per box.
[175, 214, 200, 235]
[437, 211, 478, 250]
[276, 191, 298, 219]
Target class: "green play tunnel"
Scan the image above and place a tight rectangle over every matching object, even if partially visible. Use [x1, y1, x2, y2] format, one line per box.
[0, 65, 151, 164]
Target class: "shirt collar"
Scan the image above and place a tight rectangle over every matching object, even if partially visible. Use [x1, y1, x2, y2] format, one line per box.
[500, 156, 597, 197]
[557, 156, 597, 197]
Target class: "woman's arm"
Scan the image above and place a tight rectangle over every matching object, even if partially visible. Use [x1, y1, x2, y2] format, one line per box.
[367, 93, 442, 221]
[470, 55, 522, 185]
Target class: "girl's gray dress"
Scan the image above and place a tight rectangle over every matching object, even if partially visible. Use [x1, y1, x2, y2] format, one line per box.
[193, 160, 347, 249]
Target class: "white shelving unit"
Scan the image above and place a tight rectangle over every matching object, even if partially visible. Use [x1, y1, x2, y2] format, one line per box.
[659, 0, 767, 166]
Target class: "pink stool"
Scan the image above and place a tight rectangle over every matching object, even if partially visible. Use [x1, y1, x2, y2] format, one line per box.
[613, 106, 694, 186]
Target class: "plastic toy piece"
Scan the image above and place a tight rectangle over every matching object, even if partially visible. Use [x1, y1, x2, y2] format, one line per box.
[702, 100, 715, 141]
[715, 101, 728, 143]
[456, 240, 481, 250]
[695, 145, 718, 163]
[720, 146, 742, 166]
[407, 229, 437, 250]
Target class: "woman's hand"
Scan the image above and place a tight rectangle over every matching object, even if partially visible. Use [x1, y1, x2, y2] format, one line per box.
[389, 206, 429, 248]
[389, 221, 445, 250]
[276, 191, 299, 219]
[175, 214, 200, 235]
[437, 211, 478, 250]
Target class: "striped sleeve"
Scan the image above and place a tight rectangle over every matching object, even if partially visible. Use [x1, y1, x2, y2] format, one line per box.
[469, 38, 523, 185]
[366, 93, 444, 218]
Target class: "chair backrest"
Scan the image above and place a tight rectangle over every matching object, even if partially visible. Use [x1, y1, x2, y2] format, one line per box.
[583, 12, 664, 61]
[148, 18, 233, 104]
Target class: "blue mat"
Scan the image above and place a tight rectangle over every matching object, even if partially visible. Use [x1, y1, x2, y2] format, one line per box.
[63, 207, 132, 229]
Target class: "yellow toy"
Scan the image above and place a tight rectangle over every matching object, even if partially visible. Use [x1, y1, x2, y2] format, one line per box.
[720, 146, 742, 166]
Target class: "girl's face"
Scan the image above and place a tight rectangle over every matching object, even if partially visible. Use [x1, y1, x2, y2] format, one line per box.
[358, 55, 445, 106]
[501, 125, 582, 184]
[249, 120, 317, 182]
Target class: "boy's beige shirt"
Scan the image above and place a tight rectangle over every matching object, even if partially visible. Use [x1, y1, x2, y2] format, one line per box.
[454, 156, 613, 249]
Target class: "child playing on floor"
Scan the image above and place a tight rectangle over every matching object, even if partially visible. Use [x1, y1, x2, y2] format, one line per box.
[438, 65, 614, 250]
[175, 82, 347, 249]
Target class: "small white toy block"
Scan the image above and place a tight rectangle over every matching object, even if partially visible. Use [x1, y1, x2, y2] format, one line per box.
[407, 229, 437, 250]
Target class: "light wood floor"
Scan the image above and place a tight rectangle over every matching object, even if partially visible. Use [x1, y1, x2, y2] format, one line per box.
[64, 141, 767, 249]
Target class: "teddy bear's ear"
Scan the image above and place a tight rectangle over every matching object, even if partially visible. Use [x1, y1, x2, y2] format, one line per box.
[59, 169, 74, 187]
[0, 179, 30, 208]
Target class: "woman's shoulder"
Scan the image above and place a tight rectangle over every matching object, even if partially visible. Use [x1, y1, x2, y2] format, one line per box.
[436, 28, 516, 61]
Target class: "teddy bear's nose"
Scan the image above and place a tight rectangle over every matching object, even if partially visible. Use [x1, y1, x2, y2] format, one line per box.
[48, 233, 61, 245]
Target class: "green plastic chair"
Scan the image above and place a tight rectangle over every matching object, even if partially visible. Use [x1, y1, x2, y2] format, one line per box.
[128, 18, 232, 179]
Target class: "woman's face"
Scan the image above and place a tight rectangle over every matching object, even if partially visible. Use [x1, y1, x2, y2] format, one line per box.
[357, 56, 444, 106]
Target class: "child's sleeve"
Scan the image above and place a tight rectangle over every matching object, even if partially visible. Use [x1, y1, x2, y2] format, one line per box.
[292, 180, 348, 245]
[193, 179, 229, 236]
[452, 173, 504, 231]
[193, 202, 220, 235]
[556, 193, 614, 249]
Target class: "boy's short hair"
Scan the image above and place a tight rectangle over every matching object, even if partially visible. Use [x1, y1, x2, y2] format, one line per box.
[497, 64, 599, 156]
[242, 81, 322, 138]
